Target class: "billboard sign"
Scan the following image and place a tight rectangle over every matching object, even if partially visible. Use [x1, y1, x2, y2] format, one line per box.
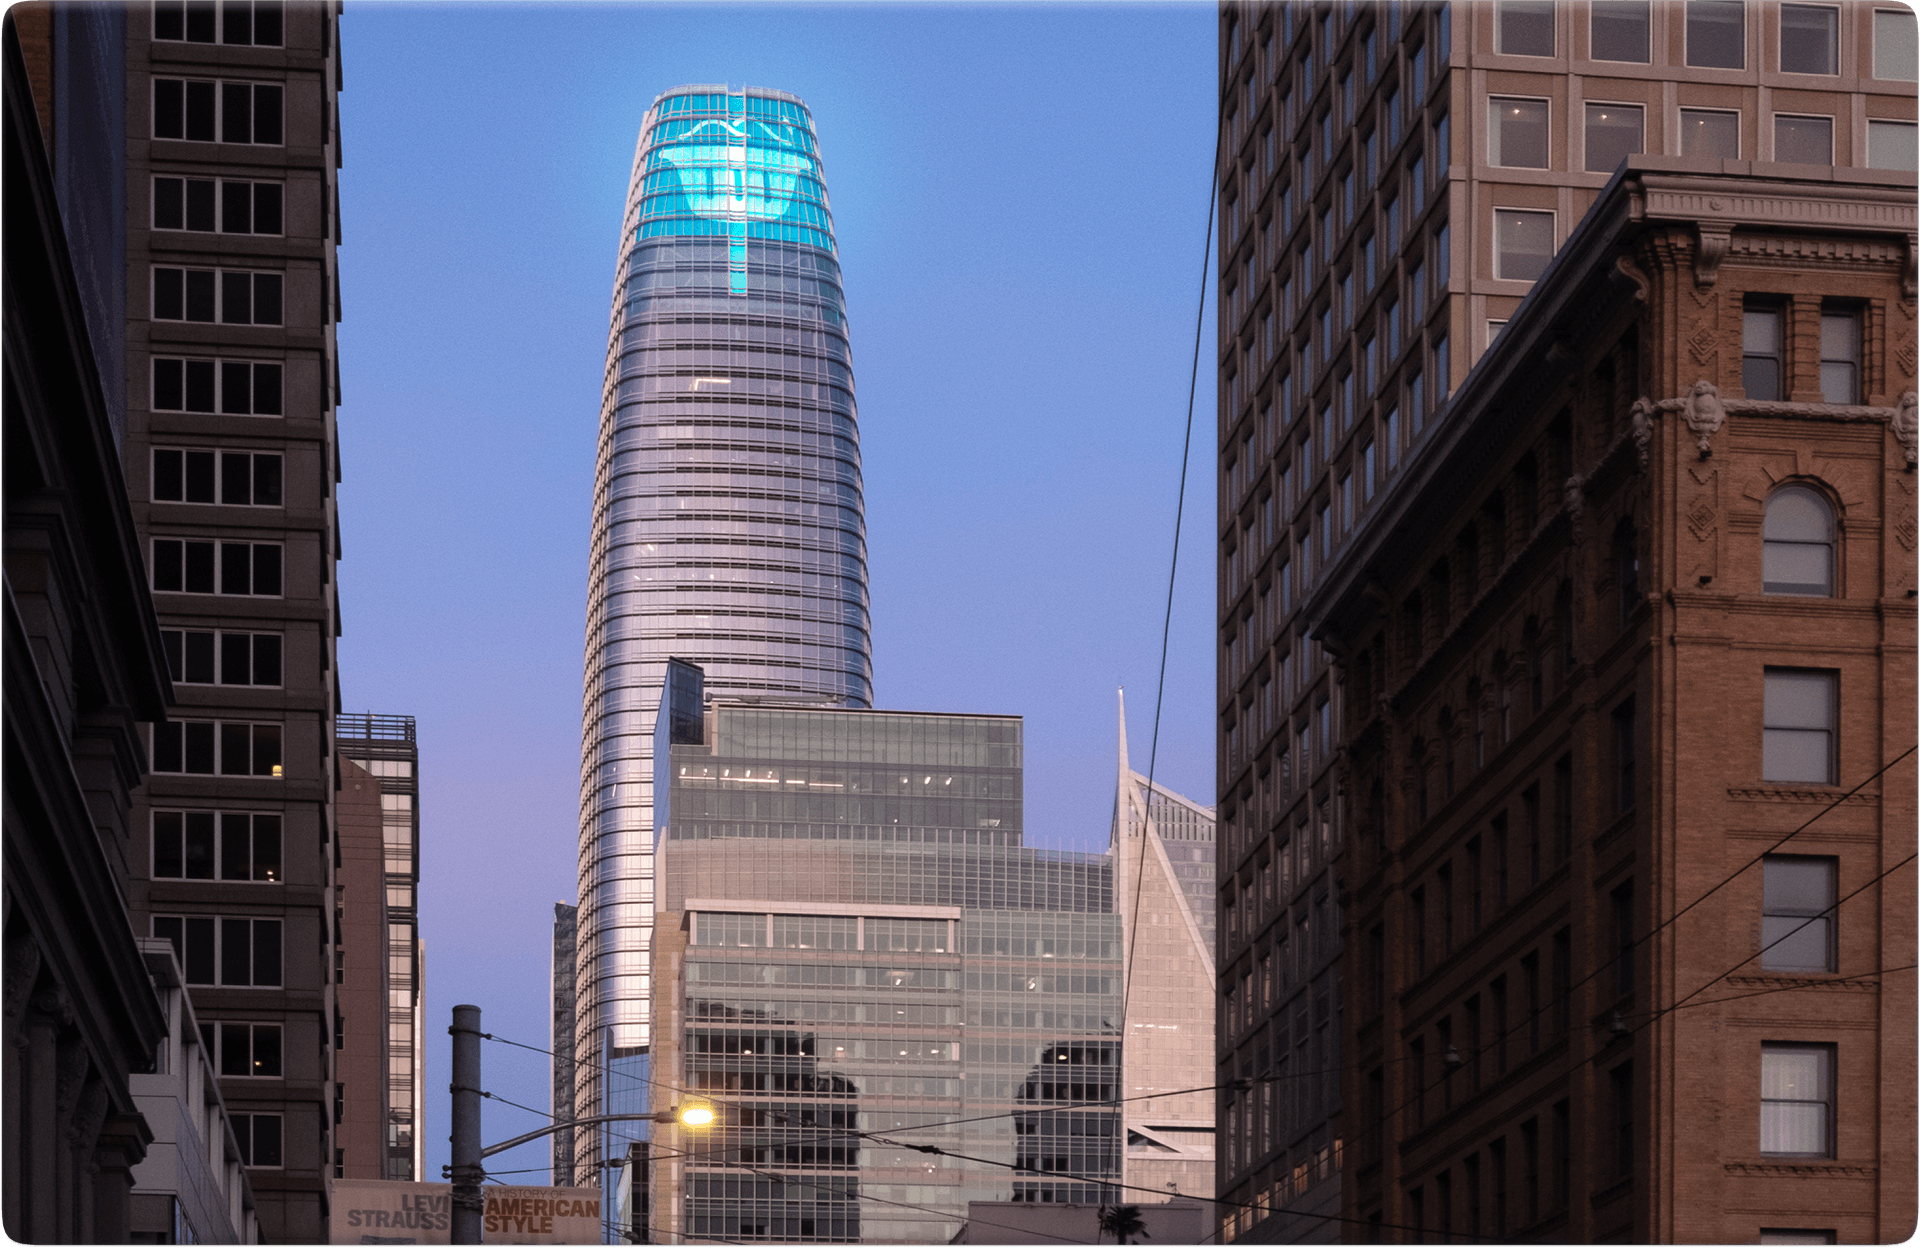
[329, 1181, 600, 1245]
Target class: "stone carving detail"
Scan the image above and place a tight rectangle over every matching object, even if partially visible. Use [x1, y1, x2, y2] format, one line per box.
[1684, 379, 1727, 457]
[1611, 253, 1651, 303]
[1896, 517, 1916, 552]
[4, 936, 41, 1028]
[1630, 397, 1654, 469]
[1694, 223, 1733, 287]
[1896, 340, 1917, 380]
[1564, 474, 1586, 542]
[1894, 391, 1917, 469]
[1687, 324, 1717, 365]
[1687, 501, 1717, 542]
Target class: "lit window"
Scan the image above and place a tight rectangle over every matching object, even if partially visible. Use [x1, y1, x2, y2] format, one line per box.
[1686, 0, 1746, 68]
[1868, 119, 1919, 170]
[1762, 856, 1836, 972]
[1760, 1044, 1833, 1157]
[1819, 309, 1859, 403]
[1780, 5, 1838, 74]
[1495, 0, 1554, 55]
[1590, 0, 1651, 61]
[1681, 108, 1741, 158]
[1493, 209, 1554, 281]
[1774, 114, 1833, 165]
[1742, 304, 1783, 400]
[1584, 103, 1643, 173]
[1762, 668, 1837, 784]
[1763, 486, 1835, 597]
[1874, 7, 1918, 80]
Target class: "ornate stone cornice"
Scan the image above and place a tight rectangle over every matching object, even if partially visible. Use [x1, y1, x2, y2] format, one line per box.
[1637, 177, 1917, 237]
[1722, 974, 1881, 993]
[1725, 786, 1878, 804]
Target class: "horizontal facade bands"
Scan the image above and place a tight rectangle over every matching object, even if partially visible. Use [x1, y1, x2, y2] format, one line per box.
[615, 354, 851, 386]
[615, 373, 853, 408]
[620, 292, 847, 327]
[606, 425, 857, 457]
[602, 461, 861, 494]
[618, 321, 848, 357]
[607, 399, 856, 433]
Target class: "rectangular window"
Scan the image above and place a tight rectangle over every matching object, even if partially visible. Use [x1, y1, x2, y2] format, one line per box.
[159, 629, 283, 686]
[154, 78, 282, 144]
[1763, 856, 1837, 971]
[150, 539, 282, 596]
[1340, 473, 1353, 530]
[1775, 114, 1833, 165]
[1434, 223, 1450, 290]
[1764, 668, 1837, 783]
[153, 811, 283, 882]
[1760, 1044, 1834, 1157]
[1585, 102, 1644, 173]
[1433, 335, 1450, 402]
[152, 720, 282, 777]
[1496, 0, 1554, 55]
[1682, 108, 1741, 158]
[151, 358, 283, 416]
[1521, 1118, 1541, 1223]
[1743, 304, 1784, 399]
[1591, 0, 1651, 61]
[231, 1112, 285, 1167]
[1385, 407, 1400, 468]
[1686, 0, 1746, 68]
[1612, 699, 1636, 813]
[152, 916, 282, 987]
[1819, 309, 1859, 403]
[1386, 299, 1401, 358]
[1612, 881, 1635, 995]
[152, 268, 283, 326]
[215, 1021, 285, 1077]
[153, 1, 284, 46]
[1494, 209, 1554, 281]
[152, 177, 282, 234]
[1875, 7, 1919, 79]
[152, 449, 283, 507]
[1868, 119, 1920, 170]
[1362, 442, 1376, 500]
[1522, 950, 1541, 1053]
[1780, 5, 1838, 74]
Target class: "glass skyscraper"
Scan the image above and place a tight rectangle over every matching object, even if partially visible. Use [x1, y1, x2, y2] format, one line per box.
[575, 84, 871, 1185]
[644, 661, 1124, 1244]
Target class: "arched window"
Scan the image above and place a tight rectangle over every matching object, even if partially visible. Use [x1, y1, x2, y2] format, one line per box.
[1763, 486, 1835, 596]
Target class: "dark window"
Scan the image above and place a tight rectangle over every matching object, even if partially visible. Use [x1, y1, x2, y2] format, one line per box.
[1591, 0, 1650, 61]
[1552, 928, 1572, 1034]
[153, 78, 216, 141]
[1611, 1062, 1634, 1174]
[1584, 101, 1643, 172]
[1681, 107, 1741, 158]
[1551, 1100, 1570, 1210]
[1686, 0, 1746, 68]
[1521, 1118, 1540, 1224]
[1496, 0, 1554, 54]
[1412, 887, 1427, 974]
[1523, 783, 1542, 886]
[1764, 487, 1836, 596]
[1780, 4, 1838, 73]
[1522, 951, 1540, 1054]
[1742, 304, 1783, 399]
[218, 1021, 283, 1076]
[1491, 975, 1509, 1074]
[1762, 856, 1836, 972]
[1490, 1137, 1508, 1236]
[232, 1112, 284, 1167]
[1612, 881, 1634, 995]
[152, 359, 281, 416]
[1553, 754, 1573, 861]
[1492, 813, 1510, 909]
[1776, 113, 1834, 165]
[1613, 699, 1636, 813]
[1616, 523, 1639, 624]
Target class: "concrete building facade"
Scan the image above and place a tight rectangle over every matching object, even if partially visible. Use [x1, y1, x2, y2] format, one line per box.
[1214, 2, 1916, 1240]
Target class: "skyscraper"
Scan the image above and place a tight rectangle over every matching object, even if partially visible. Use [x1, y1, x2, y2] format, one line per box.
[1216, 2, 1917, 1242]
[577, 84, 870, 1183]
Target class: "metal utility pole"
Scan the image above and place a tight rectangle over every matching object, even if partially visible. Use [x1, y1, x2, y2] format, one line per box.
[449, 1004, 484, 1245]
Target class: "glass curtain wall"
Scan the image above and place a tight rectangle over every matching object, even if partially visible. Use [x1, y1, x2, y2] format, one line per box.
[577, 85, 872, 1185]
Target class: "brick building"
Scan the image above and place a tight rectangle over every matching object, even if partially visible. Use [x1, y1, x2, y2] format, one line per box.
[1303, 156, 1915, 1242]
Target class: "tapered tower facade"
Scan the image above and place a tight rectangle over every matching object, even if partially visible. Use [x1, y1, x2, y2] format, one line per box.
[575, 84, 871, 1183]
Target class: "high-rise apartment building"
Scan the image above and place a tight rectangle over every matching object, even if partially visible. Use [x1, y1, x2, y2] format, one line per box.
[1216, 1, 1916, 1243]
[576, 83, 870, 1184]
[337, 713, 425, 1182]
[644, 660, 1125, 1244]
[116, 2, 345, 1237]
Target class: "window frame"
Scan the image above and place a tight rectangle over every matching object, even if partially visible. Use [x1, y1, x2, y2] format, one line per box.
[1778, 4, 1841, 75]
[1589, 0, 1652, 63]
[151, 719, 285, 778]
[151, 176, 284, 235]
[1762, 484, 1837, 597]
[1762, 667, 1838, 785]
[149, 537, 284, 597]
[152, 0, 286, 47]
[1867, 118, 1920, 171]
[1680, 106, 1742, 159]
[152, 809, 284, 882]
[158, 627, 284, 688]
[151, 447, 284, 508]
[1742, 301, 1785, 401]
[1761, 855, 1838, 973]
[1817, 306, 1860, 404]
[151, 266, 284, 327]
[151, 77, 284, 146]
[150, 357, 284, 417]
[1759, 1042, 1835, 1159]
[1873, 7, 1919, 81]
[1583, 100, 1645, 174]
[1493, 207, 1556, 282]
[1494, 0, 1556, 57]
[1772, 112, 1835, 166]
[151, 915, 284, 988]
[1685, 0, 1748, 70]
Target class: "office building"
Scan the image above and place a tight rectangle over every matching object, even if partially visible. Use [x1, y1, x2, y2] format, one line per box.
[336, 714, 425, 1181]
[1215, 2, 1917, 1240]
[4, 17, 175, 1235]
[1112, 693, 1219, 1202]
[643, 659, 1128, 1244]
[575, 83, 871, 1184]
[1304, 154, 1914, 1242]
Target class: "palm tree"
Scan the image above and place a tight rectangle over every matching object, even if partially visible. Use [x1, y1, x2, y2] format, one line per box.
[1097, 1204, 1149, 1245]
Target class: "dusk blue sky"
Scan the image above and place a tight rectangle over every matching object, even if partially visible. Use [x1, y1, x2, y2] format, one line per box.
[334, 2, 1217, 1183]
